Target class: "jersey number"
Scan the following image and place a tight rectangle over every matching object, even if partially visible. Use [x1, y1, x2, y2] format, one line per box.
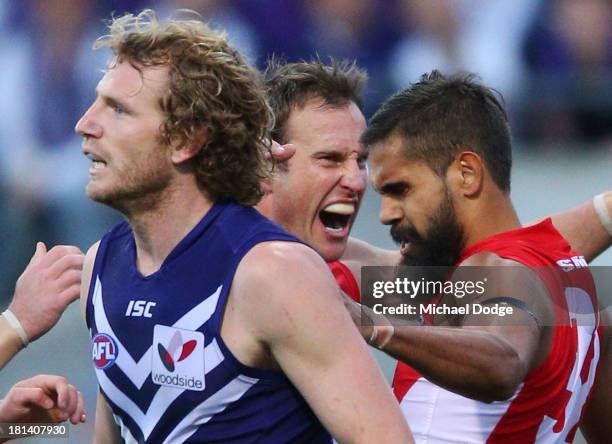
[542, 287, 600, 442]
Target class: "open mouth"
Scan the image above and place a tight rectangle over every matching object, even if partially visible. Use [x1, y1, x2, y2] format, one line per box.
[85, 152, 108, 170]
[319, 203, 354, 234]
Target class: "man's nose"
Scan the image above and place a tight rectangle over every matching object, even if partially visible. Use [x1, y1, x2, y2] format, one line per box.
[75, 103, 103, 139]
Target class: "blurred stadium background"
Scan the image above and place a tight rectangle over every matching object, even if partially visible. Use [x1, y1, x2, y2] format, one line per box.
[0, 0, 610, 442]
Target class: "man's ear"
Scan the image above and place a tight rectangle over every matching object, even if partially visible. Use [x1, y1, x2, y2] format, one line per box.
[171, 127, 208, 165]
[448, 150, 484, 198]
[260, 178, 273, 196]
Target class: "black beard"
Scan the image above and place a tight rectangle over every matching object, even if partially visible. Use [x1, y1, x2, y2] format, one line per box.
[393, 192, 465, 267]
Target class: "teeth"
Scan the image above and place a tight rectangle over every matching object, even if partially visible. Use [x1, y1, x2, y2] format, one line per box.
[92, 160, 106, 169]
[323, 203, 354, 215]
[325, 226, 343, 233]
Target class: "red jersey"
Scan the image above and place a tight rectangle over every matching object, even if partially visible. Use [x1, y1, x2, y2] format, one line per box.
[392, 219, 601, 443]
[328, 260, 361, 302]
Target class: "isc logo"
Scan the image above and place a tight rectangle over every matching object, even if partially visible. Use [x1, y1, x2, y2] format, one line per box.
[92, 333, 118, 369]
[125, 300, 156, 318]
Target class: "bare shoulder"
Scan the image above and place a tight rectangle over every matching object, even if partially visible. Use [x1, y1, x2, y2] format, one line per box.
[80, 241, 101, 319]
[233, 241, 338, 304]
[231, 241, 345, 341]
[241, 240, 329, 273]
[458, 251, 552, 323]
[459, 251, 545, 292]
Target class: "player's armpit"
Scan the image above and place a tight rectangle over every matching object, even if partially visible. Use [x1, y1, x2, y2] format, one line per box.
[545, 191, 612, 262]
[80, 241, 100, 322]
[93, 391, 121, 444]
[231, 241, 413, 444]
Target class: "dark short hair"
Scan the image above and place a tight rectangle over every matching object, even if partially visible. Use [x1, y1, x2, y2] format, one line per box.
[361, 70, 512, 192]
[264, 57, 368, 144]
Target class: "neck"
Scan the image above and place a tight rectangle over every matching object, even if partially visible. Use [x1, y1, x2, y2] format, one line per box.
[460, 189, 521, 251]
[127, 180, 213, 276]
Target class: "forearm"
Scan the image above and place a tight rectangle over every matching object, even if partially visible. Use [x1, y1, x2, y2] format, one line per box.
[0, 316, 23, 369]
[351, 300, 523, 400]
[383, 325, 525, 402]
[549, 192, 612, 262]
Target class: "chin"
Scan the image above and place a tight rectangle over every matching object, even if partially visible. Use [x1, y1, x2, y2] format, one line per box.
[86, 184, 105, 202]
[86, 184, 122, 209]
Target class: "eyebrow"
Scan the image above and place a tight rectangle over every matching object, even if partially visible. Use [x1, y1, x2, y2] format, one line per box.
[312, 150, 345, 159]
[312, 147, 368, 159]
[95, 87, 134, 114]
[377, 181, 408, 195]
[106, 96, 130, 111]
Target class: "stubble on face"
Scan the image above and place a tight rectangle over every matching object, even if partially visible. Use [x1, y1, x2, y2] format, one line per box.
[88, 143, 174, 215]
[84, 62, 175, 215]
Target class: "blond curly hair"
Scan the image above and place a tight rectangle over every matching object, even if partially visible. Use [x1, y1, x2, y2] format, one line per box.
[95, 9, 273, 205]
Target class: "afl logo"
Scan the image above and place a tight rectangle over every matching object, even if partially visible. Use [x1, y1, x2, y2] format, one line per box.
[92, 333, 119, 369]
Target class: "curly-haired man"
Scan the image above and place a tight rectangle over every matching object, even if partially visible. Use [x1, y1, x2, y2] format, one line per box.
[76, 10, 412, 444]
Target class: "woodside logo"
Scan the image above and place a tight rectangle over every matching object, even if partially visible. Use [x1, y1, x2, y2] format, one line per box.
[151, 325, 205, 391]
[157, 332, 197, 372]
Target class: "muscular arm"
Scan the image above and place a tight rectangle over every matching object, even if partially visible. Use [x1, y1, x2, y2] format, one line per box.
[230, 242, 413, 444]
[340, 239, 543, 400]
[376, 254, 549, 402]
[384, 323, 540, 402]
[80, 242, 121, 444]
[540, 191, 612, 262]
[342, 237, 400, 289]
[343, 237, 399, 266]
[580, 309, 611, 443]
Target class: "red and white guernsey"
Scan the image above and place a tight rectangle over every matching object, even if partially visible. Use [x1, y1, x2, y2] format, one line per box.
[392, 219, 601, 443]
[328, 260, 361, 302]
